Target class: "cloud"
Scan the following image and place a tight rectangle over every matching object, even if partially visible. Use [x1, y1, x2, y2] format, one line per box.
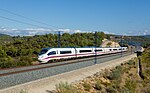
[74, 30, 81, 33]
[143, 30, 150, 35]
[103, 31, 114, 34]
[0, 27, 119, 36]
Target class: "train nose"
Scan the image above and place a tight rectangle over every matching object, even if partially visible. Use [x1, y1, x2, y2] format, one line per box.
[38, 57, 42, 61]
[38, 55, 44, 61]
[38, 56, 48, 63]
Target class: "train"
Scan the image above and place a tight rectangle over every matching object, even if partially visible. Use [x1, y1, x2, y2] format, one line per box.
[38, 47, 128, 63]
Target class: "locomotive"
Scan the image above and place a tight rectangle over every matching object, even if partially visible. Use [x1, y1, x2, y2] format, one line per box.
[38, 47, 127, 63]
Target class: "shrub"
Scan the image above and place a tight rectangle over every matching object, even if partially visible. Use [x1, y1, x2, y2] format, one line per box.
[0, 56, 32, 68]
[115, 66, 122, 71]
[82, 82, 92, 91]
[16, 61, 31, 67]
[106, 86, 116, 93]
[0, 61, 15, 68]
[20, 90, 27, 93]
[124, 79, 136, 93]
[107, 65, 123, 80]
[94, 80, 102, 90]
[0, 56, 17, 68]
[19, 56, 33, 63]
[56, 82, 79, 93]
[107, 69, 121, 80]
[127, 60, 134, 65]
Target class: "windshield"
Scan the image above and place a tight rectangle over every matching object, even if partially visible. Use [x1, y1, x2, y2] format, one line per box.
[38, 49, 48, 55]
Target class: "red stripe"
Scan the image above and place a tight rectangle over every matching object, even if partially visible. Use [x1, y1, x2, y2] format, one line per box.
[43, 51, 122, 60]
[44, 52, 106, 60]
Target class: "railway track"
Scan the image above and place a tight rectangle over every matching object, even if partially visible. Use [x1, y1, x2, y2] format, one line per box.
[0, 52, 129, 77]
[0, 52, 133, 89]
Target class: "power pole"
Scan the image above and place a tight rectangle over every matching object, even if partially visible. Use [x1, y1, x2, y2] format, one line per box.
[115, 36, 116, 48]
[130, 37, 132, 54]
[94, 31, 97, 64]
[121, 36, 123, 57]
[58, 31, 61, 48]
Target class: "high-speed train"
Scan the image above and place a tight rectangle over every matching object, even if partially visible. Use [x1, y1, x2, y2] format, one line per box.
[38, 47, 128, 63]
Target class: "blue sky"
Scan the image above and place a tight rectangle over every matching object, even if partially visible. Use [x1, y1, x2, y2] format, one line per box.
[0, 0, 150, 36]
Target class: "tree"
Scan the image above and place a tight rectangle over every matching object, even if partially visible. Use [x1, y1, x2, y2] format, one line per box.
[0, 46, 7, 57]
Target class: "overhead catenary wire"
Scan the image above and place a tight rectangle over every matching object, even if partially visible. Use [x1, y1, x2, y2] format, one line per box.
[0, 8, 61, 29]
[0, 15, 54, 30]
[0, 8, 101, 33]
[0, 8, 104, 34]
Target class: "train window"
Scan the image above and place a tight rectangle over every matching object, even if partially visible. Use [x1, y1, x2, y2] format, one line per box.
[109, 49, 112, 51]
[60, 51, 72, 54]
[119, 49, 121, 50]
[47, 51, 56, 56]
[123, 48, 125, 50]
[79, 50, 92, 53]
[113, 49, 117, 51]
[95, 49, 103, 52]
[39, 49, 48, 55]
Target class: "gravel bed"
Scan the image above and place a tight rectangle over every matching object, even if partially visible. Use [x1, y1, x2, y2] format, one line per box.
[0, 53, 131, 89]
[0, 53, 126, 75]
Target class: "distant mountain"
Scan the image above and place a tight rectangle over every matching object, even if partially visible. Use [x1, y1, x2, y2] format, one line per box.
[0, 33, 6, 36]
[144, 35, 150, 38]
[0, 33, 10, 37]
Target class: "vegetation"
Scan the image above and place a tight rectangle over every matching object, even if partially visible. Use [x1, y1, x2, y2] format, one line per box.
[55, 47, 150, 93]
[138, 47, 150, 92]
[122, 36, 150, 48]
[82, 82, 92, 91]
[0, 32, 106, 68]
[0, 32, 150, 68]
[55, 82, 80, 93]
[20, 90, 27, 93]
[94, 80, 102, 90]
[109, 34, 150, 48]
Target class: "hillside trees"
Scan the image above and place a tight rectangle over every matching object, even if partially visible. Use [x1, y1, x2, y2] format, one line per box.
[0, 32, 107, 68]
[0, 45, 7, 57]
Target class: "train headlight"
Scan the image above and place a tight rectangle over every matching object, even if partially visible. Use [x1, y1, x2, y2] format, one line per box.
[39, 56, 44, 58]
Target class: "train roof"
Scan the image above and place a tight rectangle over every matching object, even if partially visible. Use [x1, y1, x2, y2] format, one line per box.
[42, 47, 51, 50]
[41, 47, 127, 50]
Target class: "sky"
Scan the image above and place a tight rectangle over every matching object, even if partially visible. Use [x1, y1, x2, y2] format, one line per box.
[0, 0, 150, 36]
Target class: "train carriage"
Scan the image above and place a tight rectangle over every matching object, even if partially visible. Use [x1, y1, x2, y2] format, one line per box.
[38, 47, 128, 63]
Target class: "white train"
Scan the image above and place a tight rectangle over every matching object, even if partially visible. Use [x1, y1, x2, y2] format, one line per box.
[38, 47, 127, 63]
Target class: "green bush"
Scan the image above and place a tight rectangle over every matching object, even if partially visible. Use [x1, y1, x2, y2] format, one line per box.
[0, 56, 17, 68]
[106, 86, 116, 93]
[0, 61, 15, 68]
[0, 61, 32, 68]
[0, 56, 32, 68]
[127, 60, 134, 65]
[17, 61, 31, 67]
[56, 82, 79, 93]
[19, 56, 33, 63]
[82, 82, 92, 91]
[94, 80, 102, 90]
[20, 90, 27, 93]
[124, 79, 136, 93]
[107, 69, 121, 80]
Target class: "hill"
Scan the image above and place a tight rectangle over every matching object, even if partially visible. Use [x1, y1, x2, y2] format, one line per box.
[0, 33, 10, 36]
[144, 35, 150, 38]
[0, 33, 13, 45]
[108, 34, 150, 48]
[0, 32, 107, 68]
[0, 32, 150, 68]
[101, 39, 120, 47]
